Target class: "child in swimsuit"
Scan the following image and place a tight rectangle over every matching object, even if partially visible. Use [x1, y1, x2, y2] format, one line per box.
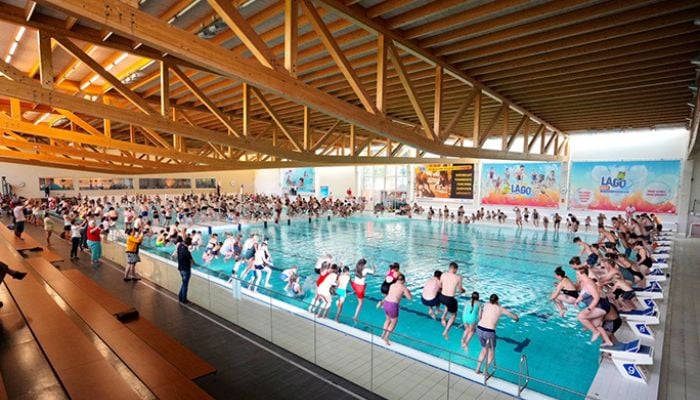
[350, 259, 374, 321]
[334, 266, 351, 322]
[461, 292, 481, 351]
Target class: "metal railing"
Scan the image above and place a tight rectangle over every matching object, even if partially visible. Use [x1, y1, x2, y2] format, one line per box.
[518, 354, 530, 396]
[222, 273, 590, 399]
[94, 222, 595, 400]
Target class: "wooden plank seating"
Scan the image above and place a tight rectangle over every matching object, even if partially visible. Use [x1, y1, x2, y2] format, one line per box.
[0, 225, 43, 251]
[0, 225, 63, 262]
[21, 248, 64, 263]
[0, 239, 141, 400]
[0, 367, 7, 400]
[62, 269, 216, 380]
[25, 257, 214, 400]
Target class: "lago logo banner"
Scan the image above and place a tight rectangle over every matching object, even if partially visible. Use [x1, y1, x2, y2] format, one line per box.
[480, 162, 561, 207]
[568, 160, 680, 214]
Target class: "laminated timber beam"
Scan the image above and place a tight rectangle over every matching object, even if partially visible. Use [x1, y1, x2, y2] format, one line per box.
[0, 78, 564, 167]
[313, 0, 566, 138]
[34, 0, 563, 162]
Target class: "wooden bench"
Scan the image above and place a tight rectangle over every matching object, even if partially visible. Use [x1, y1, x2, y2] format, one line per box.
[0, 367, 7, 400]
[0, 225, 63, 262]
[26, 258, 213, 400]
[0, 240, 141, 400]
[62, 269, 216, 380]
[21, 248, 64, 263]
[0, 225, 43, 251]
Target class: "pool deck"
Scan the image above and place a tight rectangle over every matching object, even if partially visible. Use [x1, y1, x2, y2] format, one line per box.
[659, 237, 700, 400]
[26, 220, 527, 400]
[587, 234, 686, 400]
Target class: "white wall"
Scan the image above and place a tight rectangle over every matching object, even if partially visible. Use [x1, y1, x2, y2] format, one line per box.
[569, 128, 688, 161]
[254, 166, 356, 198]
[0, 162, 255, 198]
[315, 166, 356, 198]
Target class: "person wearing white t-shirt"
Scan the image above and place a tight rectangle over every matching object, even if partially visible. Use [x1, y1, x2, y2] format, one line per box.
[13, 203, 26, 239]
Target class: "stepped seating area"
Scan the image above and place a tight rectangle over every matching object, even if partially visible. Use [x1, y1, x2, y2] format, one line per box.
[0, 228, 215, 399]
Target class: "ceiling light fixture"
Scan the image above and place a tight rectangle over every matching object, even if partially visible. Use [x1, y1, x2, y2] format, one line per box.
[34, 113, 50, 125]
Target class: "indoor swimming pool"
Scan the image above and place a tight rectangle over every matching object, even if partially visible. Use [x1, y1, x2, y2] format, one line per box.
[139, 215, 599, 398]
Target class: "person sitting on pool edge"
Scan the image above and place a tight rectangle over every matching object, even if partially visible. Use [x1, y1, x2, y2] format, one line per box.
[420, 270, 442, 319]
[475, 294, 519, 375]
[439, 262, 465, 340]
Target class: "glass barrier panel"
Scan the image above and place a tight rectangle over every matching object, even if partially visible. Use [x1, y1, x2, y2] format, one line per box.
[369, 328, 450, 400]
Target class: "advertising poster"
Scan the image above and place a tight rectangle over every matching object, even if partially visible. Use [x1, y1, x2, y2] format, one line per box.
[319, 185, 329, 198]
[282, 167, 315, 195]
[481, 162, 561, 207]
[78, 178, 134, 190]
[568, 160, 680, 214]
[414, 164, 474, 199]
[195, 178, 217, 189]
[139, 178, 192, 189]
[39, 178, 74, 191]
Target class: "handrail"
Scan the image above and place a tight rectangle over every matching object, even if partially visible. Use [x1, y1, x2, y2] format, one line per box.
[518, 354, 530, 396]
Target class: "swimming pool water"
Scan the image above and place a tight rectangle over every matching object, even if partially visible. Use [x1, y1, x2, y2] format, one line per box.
[143, 216, 599, 398]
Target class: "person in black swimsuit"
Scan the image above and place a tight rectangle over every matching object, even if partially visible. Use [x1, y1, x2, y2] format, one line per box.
[551, 266, 579, 317]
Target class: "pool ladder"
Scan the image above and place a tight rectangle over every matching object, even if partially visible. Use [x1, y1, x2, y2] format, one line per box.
[518, 354, 530, 397]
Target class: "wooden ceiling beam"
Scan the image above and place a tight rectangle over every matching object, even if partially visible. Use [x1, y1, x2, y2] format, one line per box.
[492, 57, 694, 90]
[314, 0, 565, 135]
[38, 0, 560, 161]
[170, 65, 241, 137]
[464, 24, 700, 76]
[452, 7, 700, 66]
[206, 0, 278, 69]
[300, 0, 376, 114]
[474, 37, 698, 82]
[500, 69, 693, 98]
[250, 86, 303, 152]
[440, 0, 689, 58]
[404, 0, 533, 41]
[383, 0, 468, 30]
[439, 89, 477, 142]
[387, 41, 436, 141]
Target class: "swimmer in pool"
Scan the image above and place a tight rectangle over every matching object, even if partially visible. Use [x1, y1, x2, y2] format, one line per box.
[550, 266, 578, 317]
[381, 274, 412, 346]
[461, 292, 481, 352]
[439, 262, 465, 340]
[475, 294, 519, 375]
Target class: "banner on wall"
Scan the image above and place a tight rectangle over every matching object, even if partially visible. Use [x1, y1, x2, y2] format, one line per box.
[568, 160, 680, 214]
[480, 162, 561, 207]
[39, 178, 74, 191]
[319, 186, 329, 198]
[139, 178, 191, 189]
[281, 168, 315, 195]
[78, 178, 133, 191]
[195, 178, 217, 189]
[414, 164, 474, 199]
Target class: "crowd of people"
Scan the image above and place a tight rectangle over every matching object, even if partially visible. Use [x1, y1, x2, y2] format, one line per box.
[3, 190, 668, 376]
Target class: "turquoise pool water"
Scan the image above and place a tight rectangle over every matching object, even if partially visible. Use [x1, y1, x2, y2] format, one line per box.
[143, 215, 598, 398]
